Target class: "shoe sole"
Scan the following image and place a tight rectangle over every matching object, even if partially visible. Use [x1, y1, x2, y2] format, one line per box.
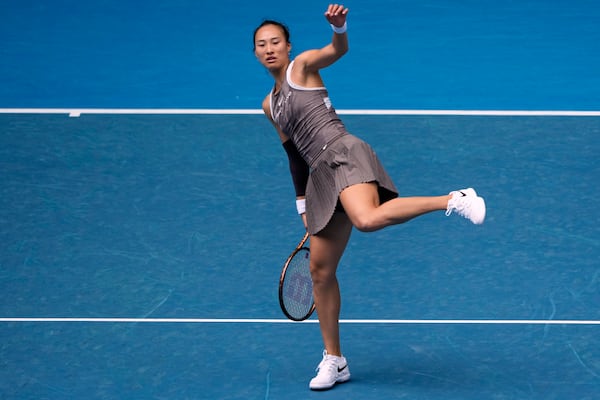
[309, 374, 351, 390]
[468, 196, 486, 225]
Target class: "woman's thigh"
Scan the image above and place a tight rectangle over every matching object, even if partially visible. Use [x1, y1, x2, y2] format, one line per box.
[338, 182, 381, 228]
[310, 211, 353, 276]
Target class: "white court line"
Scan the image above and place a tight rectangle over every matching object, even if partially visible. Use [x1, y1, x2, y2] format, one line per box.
[0, 108, 599, 117]
[1, 318, 600, 325]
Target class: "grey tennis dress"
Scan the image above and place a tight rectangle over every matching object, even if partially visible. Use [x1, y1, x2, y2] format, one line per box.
[270, 61, 398, 234]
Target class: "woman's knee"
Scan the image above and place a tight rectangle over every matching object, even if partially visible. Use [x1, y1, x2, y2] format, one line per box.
[310, 262, 337, 285]
[349, 212, 379, 232]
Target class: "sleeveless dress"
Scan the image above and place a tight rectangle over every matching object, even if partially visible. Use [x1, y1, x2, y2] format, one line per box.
[270, 61, 398, 234]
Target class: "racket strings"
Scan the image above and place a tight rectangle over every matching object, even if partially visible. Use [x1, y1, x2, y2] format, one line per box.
[281, 248, 313, 319]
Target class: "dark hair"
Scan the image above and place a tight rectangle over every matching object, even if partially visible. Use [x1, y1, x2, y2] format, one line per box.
[253, 20, 291, 50]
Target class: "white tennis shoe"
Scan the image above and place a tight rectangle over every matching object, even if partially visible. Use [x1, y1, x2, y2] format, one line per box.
[446, 188, 486, 224]
[309, 350, 351, 390]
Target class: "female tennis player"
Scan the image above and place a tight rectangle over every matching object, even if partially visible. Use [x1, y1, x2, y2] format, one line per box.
[254, 4, 486, 390]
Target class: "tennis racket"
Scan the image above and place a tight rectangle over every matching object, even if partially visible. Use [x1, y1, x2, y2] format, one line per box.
[279, 232, 315, 321]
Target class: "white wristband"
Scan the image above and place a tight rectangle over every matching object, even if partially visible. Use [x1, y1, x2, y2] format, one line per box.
[296, 199, 306, 215]
[330, 22, 347, 34]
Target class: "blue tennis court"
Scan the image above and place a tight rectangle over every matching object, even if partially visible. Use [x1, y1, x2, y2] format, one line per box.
[1, 1, 599, 399]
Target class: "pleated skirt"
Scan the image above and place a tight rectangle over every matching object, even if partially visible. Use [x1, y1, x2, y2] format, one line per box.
[305, 134, 399, 234]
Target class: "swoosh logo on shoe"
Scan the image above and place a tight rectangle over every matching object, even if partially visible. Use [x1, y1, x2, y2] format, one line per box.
[338, 364, 347, 373]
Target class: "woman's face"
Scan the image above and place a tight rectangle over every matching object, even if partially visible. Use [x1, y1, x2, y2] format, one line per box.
[254, 24, 291, 71]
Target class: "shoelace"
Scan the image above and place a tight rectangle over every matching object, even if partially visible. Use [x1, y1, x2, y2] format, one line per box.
[445, 192, 470, 217]
[315, 355, 340, 375]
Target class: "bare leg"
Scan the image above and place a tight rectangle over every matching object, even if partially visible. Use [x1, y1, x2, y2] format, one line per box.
[339, 182, 451, 232]
[310, 211, 353, 357]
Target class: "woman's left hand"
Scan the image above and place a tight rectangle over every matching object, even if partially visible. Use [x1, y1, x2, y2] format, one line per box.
[324, 4, 349, 27]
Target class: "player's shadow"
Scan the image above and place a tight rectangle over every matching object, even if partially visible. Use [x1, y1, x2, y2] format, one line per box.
[353, 357, 468, 389]
[351, 354, 545, 397]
